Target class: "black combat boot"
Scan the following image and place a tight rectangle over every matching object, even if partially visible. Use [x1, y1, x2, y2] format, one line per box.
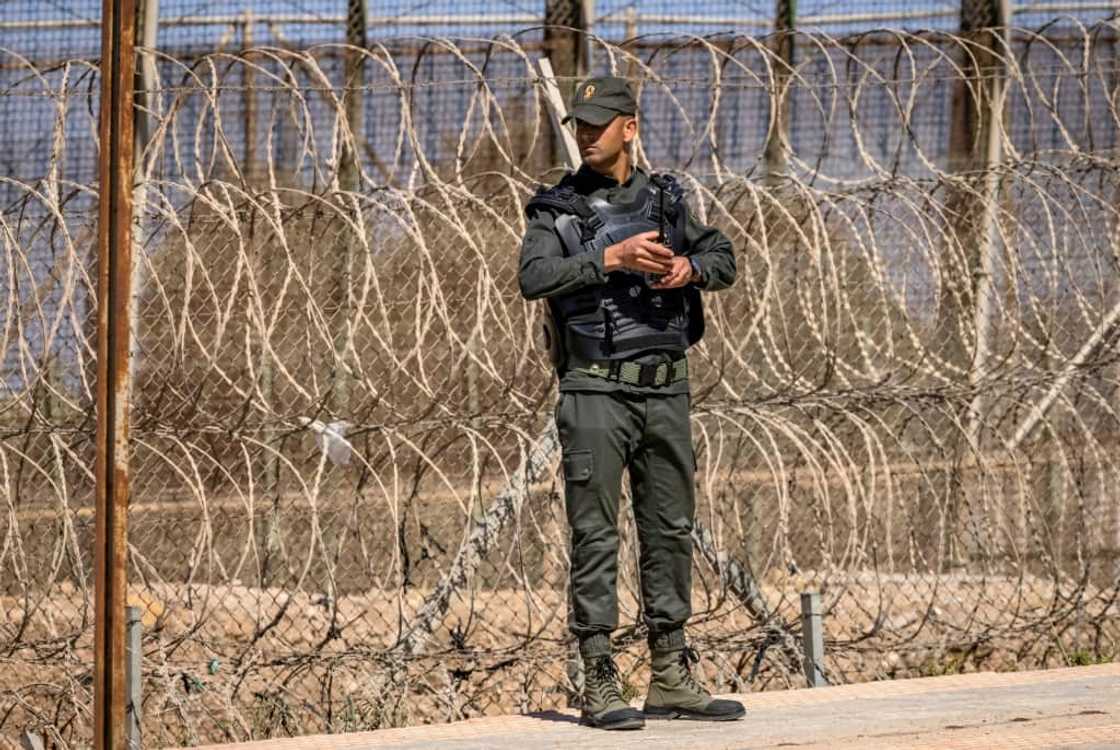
[644, 641, 746, 721]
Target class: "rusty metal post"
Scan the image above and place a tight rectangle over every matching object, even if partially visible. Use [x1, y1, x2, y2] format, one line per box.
[95, 0, 137, 746]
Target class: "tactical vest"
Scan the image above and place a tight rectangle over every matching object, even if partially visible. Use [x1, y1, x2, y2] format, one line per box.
[526, 172, 701, 363]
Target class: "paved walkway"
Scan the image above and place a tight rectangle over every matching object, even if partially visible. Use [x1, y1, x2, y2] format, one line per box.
[183, 662, 1120, 749]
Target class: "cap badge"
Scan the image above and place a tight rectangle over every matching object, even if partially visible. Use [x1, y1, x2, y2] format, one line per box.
[583, 84, 596, 99]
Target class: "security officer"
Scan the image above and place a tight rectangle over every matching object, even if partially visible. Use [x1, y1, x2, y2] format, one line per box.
[518, 76, 743, 730]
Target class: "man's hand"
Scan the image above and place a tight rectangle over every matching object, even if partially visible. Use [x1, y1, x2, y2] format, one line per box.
[603, 230, 674, 274]
[650, 256, 699, 289]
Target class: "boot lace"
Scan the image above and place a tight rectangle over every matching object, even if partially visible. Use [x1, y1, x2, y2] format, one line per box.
[588, 655, 625, 704]
[678, 646, 711, 696]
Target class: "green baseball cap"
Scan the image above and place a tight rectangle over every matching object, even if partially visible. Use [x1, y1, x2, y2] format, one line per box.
[562, 76, 637, 125]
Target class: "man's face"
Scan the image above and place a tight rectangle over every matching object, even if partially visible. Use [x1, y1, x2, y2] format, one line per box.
[575, 115, 637, 168]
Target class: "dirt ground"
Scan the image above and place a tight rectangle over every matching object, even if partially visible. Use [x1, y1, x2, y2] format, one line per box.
[3, 569, 1117, 747]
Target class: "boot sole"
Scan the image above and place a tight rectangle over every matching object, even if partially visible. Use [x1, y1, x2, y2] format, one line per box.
[642, 704, 746, 721]
[579, 713, 646, 730]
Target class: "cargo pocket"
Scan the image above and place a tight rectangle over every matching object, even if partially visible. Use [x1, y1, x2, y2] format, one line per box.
[562, 449, 593, 483]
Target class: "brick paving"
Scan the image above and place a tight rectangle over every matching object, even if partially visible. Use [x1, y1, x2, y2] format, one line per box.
[177, 662, 1120, 749]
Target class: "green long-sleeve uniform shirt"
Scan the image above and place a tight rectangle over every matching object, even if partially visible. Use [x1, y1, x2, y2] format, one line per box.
[518, 164, 736, 395]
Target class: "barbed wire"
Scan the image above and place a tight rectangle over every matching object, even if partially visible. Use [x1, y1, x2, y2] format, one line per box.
[2, 23, 1120, 746]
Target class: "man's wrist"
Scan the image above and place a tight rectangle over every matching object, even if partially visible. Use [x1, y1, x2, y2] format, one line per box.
[603, 244, 622, 273]
[688, 257, 703, 284]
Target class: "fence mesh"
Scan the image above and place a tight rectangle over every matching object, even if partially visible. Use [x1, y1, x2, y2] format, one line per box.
[3, 2, 1120, 747]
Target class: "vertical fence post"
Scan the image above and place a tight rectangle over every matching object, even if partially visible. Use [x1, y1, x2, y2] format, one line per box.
[544, 0, 588, 165]
[333, 0, 367, 416]
[242, 6, 280, 561]
[764, 0, 796, 183]
[1111, 0, 1120, 588]
[943, 0, 1011, 567]
[800, 591, 827, 687]
[126, 606, 142, 748]
[344, 0, 368, 153]
[95, 0, 137, 746]
[242, 10, 256, 176]
[963, 0, 1011, 449]
[580, 0, 595, 74]
[544, 0, 587, 87]
[134, 0, 158, 156]
[131, 0, 157, 393]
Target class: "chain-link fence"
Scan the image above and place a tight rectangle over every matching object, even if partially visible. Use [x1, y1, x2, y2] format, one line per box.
[3, 1, 1120, 746]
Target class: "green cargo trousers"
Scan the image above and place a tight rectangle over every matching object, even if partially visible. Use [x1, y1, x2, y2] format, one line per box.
[554, 389, 696, 639]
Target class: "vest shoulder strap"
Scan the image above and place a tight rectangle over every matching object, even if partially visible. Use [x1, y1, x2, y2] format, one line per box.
[525, 175, 595, 221]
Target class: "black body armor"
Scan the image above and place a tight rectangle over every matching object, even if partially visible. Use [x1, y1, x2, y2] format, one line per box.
[526, 173, 705, 365]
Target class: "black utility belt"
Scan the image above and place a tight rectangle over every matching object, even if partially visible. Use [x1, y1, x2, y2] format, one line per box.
[569, 355, 688, 387]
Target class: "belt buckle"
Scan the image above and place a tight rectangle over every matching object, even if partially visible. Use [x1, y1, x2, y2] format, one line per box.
[637, 362, 669, 388]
